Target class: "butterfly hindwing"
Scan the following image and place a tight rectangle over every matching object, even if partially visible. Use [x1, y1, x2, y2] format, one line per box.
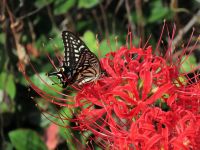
[74, 49, 101, 85]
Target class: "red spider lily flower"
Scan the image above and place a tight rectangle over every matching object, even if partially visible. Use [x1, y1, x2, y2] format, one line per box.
[21, 26, 200, 149]
[75, 44, 200, 149]
[74, 32, 200, 149]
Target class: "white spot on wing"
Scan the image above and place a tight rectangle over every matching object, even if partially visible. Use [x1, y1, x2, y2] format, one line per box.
[79, 45, 85, 51]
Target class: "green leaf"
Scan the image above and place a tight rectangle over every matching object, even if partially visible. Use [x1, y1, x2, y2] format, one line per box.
[76, 21, 91, 31]
[54, 0, 75, 15]
[30, 72, 62, 96]
[0, 32, 5, 44]
[147, 0, 171, 23]
[44, 37, 63, 53]
[82, 30, 97, 54]
[180, 55, 197, 73]
[78, 0, 100, 9]
[34, 0, 54, 8]
[57, 107, 76, 150]
[59, 127, 77, 150]
[9, 129, 47, 150]
[36, 33, 63, 54]
[0, 91, 15, 112]
[99, 35, 122, 57]
[0, 72, 16, 99]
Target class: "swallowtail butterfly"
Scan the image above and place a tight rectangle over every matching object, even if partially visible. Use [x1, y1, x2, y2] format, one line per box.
[47, 31, 101, 88]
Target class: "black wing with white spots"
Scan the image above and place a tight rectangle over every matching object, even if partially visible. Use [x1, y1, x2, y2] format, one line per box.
[62, 31, 90, 68]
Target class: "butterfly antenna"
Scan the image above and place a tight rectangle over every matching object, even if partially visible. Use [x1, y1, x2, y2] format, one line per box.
[46, 71, 58, 77]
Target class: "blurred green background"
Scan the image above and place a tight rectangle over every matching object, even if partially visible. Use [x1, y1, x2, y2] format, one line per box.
[0, 0, 200, 149]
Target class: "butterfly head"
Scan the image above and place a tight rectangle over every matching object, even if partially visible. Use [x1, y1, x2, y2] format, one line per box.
[47, 67, 70, 88]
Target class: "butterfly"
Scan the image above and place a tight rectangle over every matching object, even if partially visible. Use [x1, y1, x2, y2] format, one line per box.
[47, 31, 101, 88]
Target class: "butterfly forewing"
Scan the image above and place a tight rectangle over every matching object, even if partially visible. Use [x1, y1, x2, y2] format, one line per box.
[48, 31, 101, 87]
[62, 31, 91, 67]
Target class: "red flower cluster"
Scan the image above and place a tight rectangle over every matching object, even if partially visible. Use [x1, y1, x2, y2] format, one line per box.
[75, 44, 200, 149]
[21, 29, 200, 149]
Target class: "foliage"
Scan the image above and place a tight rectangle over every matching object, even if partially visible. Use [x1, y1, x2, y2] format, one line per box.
[9, 129, 47, 150]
